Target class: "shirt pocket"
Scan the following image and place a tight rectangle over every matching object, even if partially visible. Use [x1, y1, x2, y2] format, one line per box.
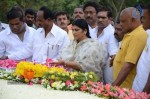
[49, 43, 62, 57]
[115, 47, 124, 63]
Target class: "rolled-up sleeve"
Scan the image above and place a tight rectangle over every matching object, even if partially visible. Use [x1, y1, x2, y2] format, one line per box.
[108, 34, 118, 56]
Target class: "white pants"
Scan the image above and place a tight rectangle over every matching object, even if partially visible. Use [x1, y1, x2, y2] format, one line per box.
[103, 65, 113, 84]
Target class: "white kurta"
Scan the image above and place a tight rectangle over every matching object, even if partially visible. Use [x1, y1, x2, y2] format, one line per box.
[132, 29, 150, 92]
[32, 23, 70, 63]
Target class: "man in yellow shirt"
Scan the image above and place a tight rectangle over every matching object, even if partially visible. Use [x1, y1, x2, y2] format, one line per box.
[112, 7, 148, 89]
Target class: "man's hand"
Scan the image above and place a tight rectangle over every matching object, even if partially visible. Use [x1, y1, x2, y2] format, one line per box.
[110, 55, 115, 66]
[0, 56, 8, 60]
[112, 62, 134, 86]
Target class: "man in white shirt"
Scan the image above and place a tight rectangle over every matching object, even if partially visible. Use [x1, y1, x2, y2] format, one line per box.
[146, 28, 150, 35]
[109, 22, 124, 66]
[55, 11, 70, 32]
[25, 8, 37, 29]
[0, 22, 8, 32]
[0, 6, 35, 61]
[83, 1, 100, 36]
[132, 4, 150, 94]
[95, 8, 118, 84]
[33, 6, 70, 63]
[54, 11, 74, 40]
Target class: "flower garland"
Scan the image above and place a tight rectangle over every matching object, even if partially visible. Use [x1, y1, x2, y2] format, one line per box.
[0, 61, 150, 98]
[41, 71, 98, 90]
[15, 61, 49, 78]
[0, 61, 69, 84]
[0, 59, 18, 68]
[80, 81, 150, 98]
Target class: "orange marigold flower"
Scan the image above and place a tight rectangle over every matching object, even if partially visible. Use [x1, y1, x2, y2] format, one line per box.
[23, 70, 34, 80]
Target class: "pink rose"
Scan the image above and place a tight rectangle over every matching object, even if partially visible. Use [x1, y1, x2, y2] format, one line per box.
[19, 75, 24, 79]
[80, 84, 88, 91]
[49, 80, 54, 85]
[66, 80, 72, 86]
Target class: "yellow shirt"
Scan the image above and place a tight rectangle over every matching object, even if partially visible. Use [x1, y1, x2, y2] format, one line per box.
[67, 24, 74, 41]
[113, 25, 148, 89]
[68, 30, 74, 41]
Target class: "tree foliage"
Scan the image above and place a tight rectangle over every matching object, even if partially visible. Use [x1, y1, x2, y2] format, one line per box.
[0, 0, 149, 23]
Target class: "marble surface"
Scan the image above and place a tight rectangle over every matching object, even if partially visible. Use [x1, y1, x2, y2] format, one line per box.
[0, 79, 103, 99]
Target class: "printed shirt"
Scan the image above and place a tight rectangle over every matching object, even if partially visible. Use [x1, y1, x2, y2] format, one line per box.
[60, 38, 106, 81]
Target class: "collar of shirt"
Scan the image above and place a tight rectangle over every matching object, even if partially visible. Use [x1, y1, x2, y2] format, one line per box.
[126, 25, 143, 36]
[6, 23, 29, 35]
[104, 24, 114, 32]
[98, 24, 114, 38]
[88, 25, 98, 30]
[39, 23, 57, 37]
[123, 25, 144, 43]
[72, 38, 91, 52]
[88, 25, 98, 38]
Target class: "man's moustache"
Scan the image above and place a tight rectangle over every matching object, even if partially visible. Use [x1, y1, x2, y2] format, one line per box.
[75, 16, 81, 18]
[60, 23, 65, 25]
[86, 17, 92, 19]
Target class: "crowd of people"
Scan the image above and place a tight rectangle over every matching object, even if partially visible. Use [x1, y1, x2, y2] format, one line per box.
[0, 1, 150, 94]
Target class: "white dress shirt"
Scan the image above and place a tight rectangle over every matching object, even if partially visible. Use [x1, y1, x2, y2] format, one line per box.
[91, 24, 118, 84]
[0, 24, 35, 60]
[93, 24, 118, 59]
[88, 25, 98, 38]
[132, 29, 150, 92]
[32, 23, 70, 63]
[146, 29, 150, 36]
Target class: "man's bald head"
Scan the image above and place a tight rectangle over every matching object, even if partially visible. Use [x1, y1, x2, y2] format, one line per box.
[120, 7, 141, 20]
[119, 7, 141, 34]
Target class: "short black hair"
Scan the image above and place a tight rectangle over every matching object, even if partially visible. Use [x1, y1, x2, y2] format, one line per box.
[7, 6, 24, 21]
[54, 11, 69, 21]
[98, 7, 113, 18]
[74, 5, 83, 9]
[72, 19, 91, 38]
[39, 6, 53, 20]
[143, 3, 150, 13]
[25, 8, 36, 17]
[83, 1, 100, 13]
